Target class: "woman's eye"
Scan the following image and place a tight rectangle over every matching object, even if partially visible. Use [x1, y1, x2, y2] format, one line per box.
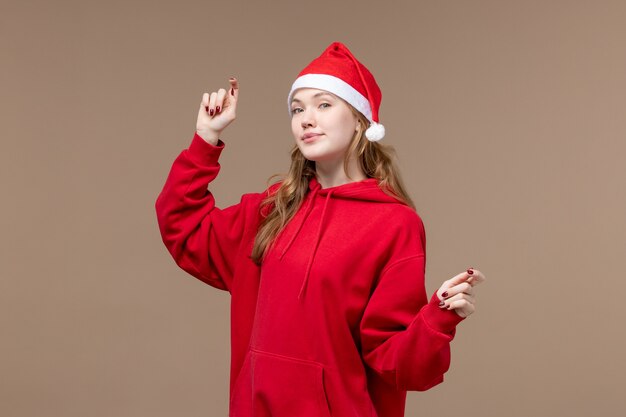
[291, 103, 329, 115]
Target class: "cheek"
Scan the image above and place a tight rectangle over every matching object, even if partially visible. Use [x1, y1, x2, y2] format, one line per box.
[291, 118, 300, 137]
[338, 114, 357, 140]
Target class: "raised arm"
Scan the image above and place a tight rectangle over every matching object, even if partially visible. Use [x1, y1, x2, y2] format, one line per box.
[155, 77, 257, 291]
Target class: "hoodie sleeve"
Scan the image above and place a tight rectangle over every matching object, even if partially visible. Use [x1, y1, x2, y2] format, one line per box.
[359, 215, 465, 392]
[155, 132, 259, 292]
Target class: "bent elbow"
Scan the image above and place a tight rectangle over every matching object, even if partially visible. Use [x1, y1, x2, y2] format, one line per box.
[410, 374, 444, 392]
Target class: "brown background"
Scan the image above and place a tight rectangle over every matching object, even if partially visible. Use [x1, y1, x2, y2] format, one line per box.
[2, 0, 625, 416]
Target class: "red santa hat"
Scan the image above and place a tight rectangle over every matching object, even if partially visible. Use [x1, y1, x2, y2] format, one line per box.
[287, 41, 386, 141]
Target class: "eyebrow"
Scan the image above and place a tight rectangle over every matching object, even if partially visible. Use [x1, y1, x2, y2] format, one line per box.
[291, 92, 335, 104]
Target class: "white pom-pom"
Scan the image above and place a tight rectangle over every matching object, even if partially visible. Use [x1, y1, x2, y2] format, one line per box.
[365, 122, 385, 141]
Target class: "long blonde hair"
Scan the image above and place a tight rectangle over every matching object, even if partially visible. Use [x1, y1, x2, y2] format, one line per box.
[251, 103, 415, 265]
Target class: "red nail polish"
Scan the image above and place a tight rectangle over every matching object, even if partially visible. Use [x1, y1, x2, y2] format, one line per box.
[442, 291, 448, 298]
[216, 106, 221, 113]
[230, 87, 234, 96]
[205, 106, 209, 112]
[467, 269, 474, 275]
[209, 109, 214, 116]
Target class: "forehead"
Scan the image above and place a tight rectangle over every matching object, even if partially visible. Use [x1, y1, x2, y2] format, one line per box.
[291, 88, 336, 103]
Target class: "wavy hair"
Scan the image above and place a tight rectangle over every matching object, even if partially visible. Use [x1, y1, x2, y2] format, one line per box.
[250, 101, 415, 265]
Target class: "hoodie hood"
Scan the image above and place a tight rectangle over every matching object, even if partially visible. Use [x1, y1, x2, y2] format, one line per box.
[276, 176, 406, 300]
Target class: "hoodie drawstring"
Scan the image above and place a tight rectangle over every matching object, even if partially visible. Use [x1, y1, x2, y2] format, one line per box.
[272, 176, 397, 301]
[298, 190, 333, 300]
[278, 187, 319, 260]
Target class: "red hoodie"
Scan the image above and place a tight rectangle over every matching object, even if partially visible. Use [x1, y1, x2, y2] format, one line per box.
[155, 132, 465, 417]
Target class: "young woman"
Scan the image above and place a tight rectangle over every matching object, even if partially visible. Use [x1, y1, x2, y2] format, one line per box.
[156, 41, 486, 417]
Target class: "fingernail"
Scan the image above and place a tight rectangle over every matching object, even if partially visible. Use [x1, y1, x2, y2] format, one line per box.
[439, 301, 445, 307]
[216, 106, 221, 113]
[467, 268, 474, 275]
[442, 291, 448, 298]
[209, 108, 214, 116]
[230, 87, 234, 96]
[205, 106, 209, 112]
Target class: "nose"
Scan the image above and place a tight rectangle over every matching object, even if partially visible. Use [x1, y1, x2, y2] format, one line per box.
[300, 108, 316, 128]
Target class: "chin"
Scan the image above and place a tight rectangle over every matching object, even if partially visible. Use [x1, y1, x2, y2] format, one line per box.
[301, 153, 323, 162]
[296, 147, 321, 162]
[296, 143, 344, 163]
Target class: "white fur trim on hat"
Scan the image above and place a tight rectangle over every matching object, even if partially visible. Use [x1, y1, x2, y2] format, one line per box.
[365, 122, 385, 141]
[287, 73, 373, 122]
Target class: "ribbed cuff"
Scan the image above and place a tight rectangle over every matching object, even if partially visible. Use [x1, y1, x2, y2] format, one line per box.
[187, 131, 225, 165]
[421, 292, 465, 334]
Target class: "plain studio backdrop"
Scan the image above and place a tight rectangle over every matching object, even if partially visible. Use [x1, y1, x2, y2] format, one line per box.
[2, 0, 625, 416]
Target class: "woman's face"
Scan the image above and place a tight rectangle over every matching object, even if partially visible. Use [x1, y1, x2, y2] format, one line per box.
[290, 88, 359, 163]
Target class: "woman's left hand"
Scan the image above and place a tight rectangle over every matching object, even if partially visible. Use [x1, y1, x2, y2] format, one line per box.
[436, 268, 486, 318]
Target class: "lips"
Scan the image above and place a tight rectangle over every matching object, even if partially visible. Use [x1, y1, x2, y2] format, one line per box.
[302, 133, 322, 142]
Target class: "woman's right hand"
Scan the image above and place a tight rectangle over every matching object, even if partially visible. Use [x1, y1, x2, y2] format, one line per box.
[196, 77, 239, 145]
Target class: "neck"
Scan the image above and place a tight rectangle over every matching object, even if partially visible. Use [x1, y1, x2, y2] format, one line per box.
[314, 156, 367, 189]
